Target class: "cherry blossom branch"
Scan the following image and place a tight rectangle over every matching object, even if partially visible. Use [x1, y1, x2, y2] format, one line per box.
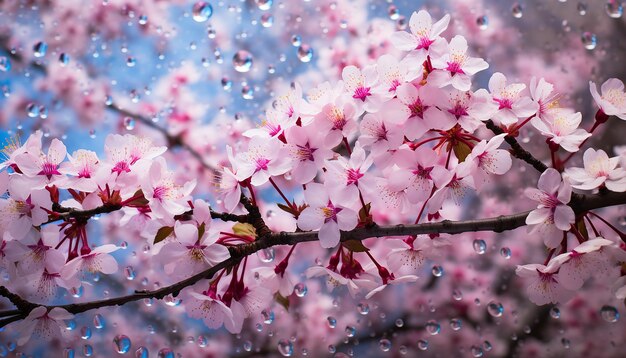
[1, 191, 622, 325]
[0, 40, 218, 176]
[485, 120, 548, 173]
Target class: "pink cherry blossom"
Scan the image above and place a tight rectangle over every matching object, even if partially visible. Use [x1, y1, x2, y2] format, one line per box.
[297, 183, 358, 248]
[341, 65, 387, 113]
[429, 35, 489, 91]
[324, 143, 373, 205]
[0, 131, 43, 171]
[524, 168, 574, 248]
[458, 133, 512, 190]
[61, 244, 120, 280]
[13, 306, 73, 346]
[359, 111, 404, 156]
[375, 53, 425, 94]
[13, 137, 66, 189]
[530, 109, 591, 152]
[0, 186, 52, 241]
[234, 137, 292, 186]
[183, 289, 234, 330]
[551, 238, 615, 290]
[103, 134, 167, 177]
[441, 88, 498, 132]
[391, 147, 448, 204]
[284, 126, 333, 184]
[252, 266, 295, 297]
[564, 148, 626, 192]
[427, 164, 475, 213]
[312, 96, 359, 148]
[515, 263, 575, 305]
[58, 149, 100, 192]
[487, 72, 539, 126]
[589, 78, 626, 120]
[141, 157, 196, 221]
[305, 265, 378, 298]
[390, 10, 450, 54]
[529, 77, 561, 120]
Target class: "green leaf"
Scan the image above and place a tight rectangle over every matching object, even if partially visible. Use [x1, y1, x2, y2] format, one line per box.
[453, 141, 472, 163]
[154, 226, 174, 244]
[342, 240, 369, 252]
[274, 292, 290, 311]
[232, 223, 257, 238]
[277, 203, 294, 215]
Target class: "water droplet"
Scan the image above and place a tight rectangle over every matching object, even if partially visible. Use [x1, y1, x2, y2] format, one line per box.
[476, 16, 488, 30]
[33, 41, 48, 57]
[471, 345, 484, 357]
[395, 318, 404, 327]
[257, 247, 275, 262]
[577, 2, 587, 15]
[379, 338, 391, 352]
[581, 32, 597, 50]
[164, 294, 182, 306]
[425, 320, 440, 335]
[296, 45, 313, 63]
[123, 118, 136, 131]
[26, 103, 39, 118]
[124, 264, 137, 281]
[277, 339, 293, 357]
[327, 345, 336, 353]
[500, 247, 511, 259]
[39, 105, 48, 119]
[221, 77, 233, 90]
[197, 335, 208, 347]
[64, 348, 75, 358]
[357, 302, 370, 315]
[550, 307, 561, 319]
[0, 57, 10, 72]
[487, 301, 504, 317]
[511, 2, 523, 18]
[450, 318, 462, 331]
[65, 319, 77, 331]
[138, 15, 148, 25]
[452, 289, 463, 301]
[561, 338, 570, 349]
[291, 35, 302, 47]
[81, 326, 92, 339]
[473, 239, 486, 254]
[345, 325, 356, 337]
[431, 265, 443, 277]
[233, 50, 253, 73]
[113, 335, 132, 354]
[157, 348, 175, 358]
[606, 0, 623, 18]
[242, 85, 254, 100]
[255, 0, 272, 10]
[59, 53, 70, 66]
[261, 14, 274, 27]
[83, 344, 93, 357]
[192, 2, 213, 22]
[327, 316, 337, 328]
[600, 305, 619, 322]
[262, 309, 275, 324]
[483, 340, 492, 351]
[388, 5, 400, 20]
[417, 339, 429, 351]
[243, 340, 252, 352]
[255, 323, 263, 332]
[126, 57, 136, 67]
[135, 347, 149, 358]
[93, 314, 105, 329]
[294, 283, 307, 297]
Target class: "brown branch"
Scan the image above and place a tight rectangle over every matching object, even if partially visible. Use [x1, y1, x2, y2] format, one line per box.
[485, 120, 549, 173]
[1, 190, 623, 324]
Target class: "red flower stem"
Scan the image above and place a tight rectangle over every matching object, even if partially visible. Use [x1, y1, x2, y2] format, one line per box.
[342, 137, 352, 155]
[269, 177, 293, 210]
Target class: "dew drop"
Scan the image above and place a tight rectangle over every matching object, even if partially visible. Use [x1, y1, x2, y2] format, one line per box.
[600, 305, 620, 322]
[450, 318, 462, 331]
[255, 0, 273, 10]
[500, 247, 511, 259]
[126, 57, 136, 67]
[327, 316, 337, 328]
[138, 15, 148, 25]
[294, 283, 307, 297]
[33, 41, 48, 57]
[395, 318, 404, 327]
[63, 348, 74, 358]
[277, 339, 293, 357]
[260, 14, 274, 27]
[511, 2, 523, 18]
[65, 319, 77, 331]
[473, 239, 486, 254]
[113, 335, 132, 354]
[483, 340, 492, 351]
[257, 247, 275, 262]
[123, 118, 135, 131]
[487, 301, 504, 317]
[476, 16, 488, 30]
[163, 294, 181, 306]
[157, 348, 175, 358]
[577, 2, 587, 15]
[135, 347, 149, 358]
[417, 339, 429, 351]
[93, 314, 105, 329]
[431, 265, 443, 277]
[26, 103, 39, 118]
[425, 320, 440, 335]
[197, 335, 208, 347]
[345, 325, 356, 337]
[388, 5, 400, 20]
[581, 32, 597, 50]
[452, 288, 463, 301]
[291, 35, 302, 47]
[0, 57, 10, 72]
[81, 326, 92, 340]
[297, 45, 313, 63]
[550, 306, 561, 319]
[83, 345, 93, 357]
[327, 345, 336, 353]
[379, 338, 391, 352]
[221, 77, 233, 90]
[242, 85, 254, 100]
[243, 341, 252, 352]
[59, 53, 70, 66]
[262, 309, 275, 324]
[357, 301, 370, 315]
[606, 0, 623, 18]
[471, 345, 484, 357]
[233, 50, 253, 73]
[192, 2, 213, 22]
[561, 338, 570, 349]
